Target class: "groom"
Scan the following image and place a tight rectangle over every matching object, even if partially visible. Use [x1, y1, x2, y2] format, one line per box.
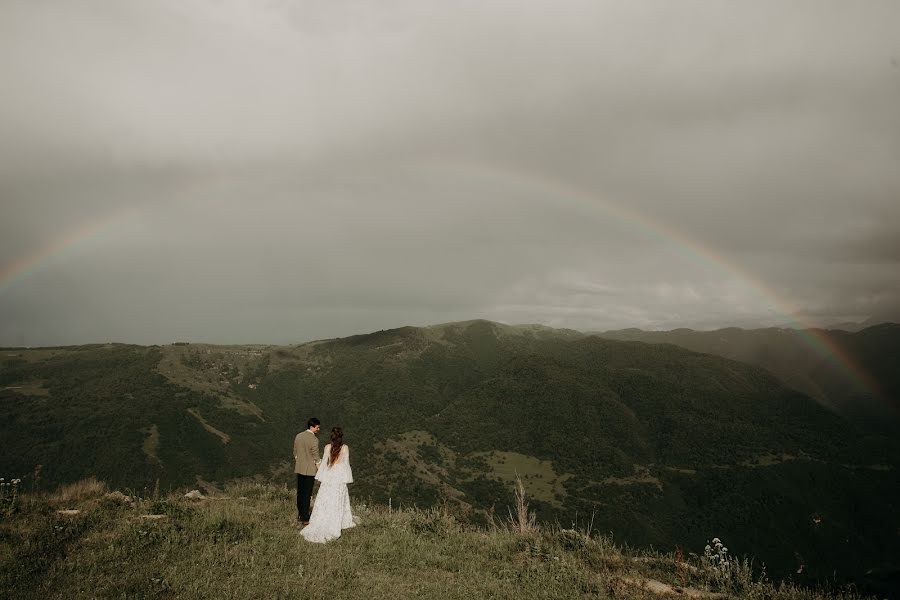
[293, 417, 321, 524]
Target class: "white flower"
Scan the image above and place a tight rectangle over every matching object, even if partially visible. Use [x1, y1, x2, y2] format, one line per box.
[712, 537, 721, 544]
[721, 547, 728, 553]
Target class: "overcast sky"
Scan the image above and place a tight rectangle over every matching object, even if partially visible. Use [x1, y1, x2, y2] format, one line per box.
[2, 0, 899, 346]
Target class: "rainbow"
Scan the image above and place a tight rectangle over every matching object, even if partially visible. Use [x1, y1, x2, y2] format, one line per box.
[435, 161, 887, 406]
[0, 210, 137, 296]
[0, 173, 886, 409]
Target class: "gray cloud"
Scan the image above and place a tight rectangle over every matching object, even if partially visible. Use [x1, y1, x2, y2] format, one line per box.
[2, 0, 899, 345]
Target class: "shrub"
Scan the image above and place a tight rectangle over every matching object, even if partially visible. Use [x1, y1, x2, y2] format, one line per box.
[0, 478, 22, 517]
[408, 506, 462, 537]
[555, 528, 588, 551]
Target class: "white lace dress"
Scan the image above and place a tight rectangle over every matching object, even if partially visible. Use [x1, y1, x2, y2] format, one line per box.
[300, 444, 356, 543]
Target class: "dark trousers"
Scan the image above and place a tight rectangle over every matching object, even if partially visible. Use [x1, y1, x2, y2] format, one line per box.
[296, 474, 315, 521]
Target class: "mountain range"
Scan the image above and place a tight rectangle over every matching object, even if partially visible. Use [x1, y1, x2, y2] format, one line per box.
[1, 320, 898, 590]
[598, 323, 900, 433]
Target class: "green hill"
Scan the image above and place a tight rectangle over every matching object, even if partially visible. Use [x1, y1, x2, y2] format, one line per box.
[1, 321, 898, 589]
[598, 324, 900, 433]
[0, 480, 890, 599]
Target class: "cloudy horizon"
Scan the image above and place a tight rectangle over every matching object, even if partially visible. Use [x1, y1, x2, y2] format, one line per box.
[2, 1, 899, 346]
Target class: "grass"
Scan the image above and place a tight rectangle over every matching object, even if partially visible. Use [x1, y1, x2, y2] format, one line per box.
[4, 349, 78, 364]
[379, 436, 574, 509]
[0, 479, 880, 600]
[47, 477, 107, 507]
[478, 451, 571, 507]
[375, 431, 469, 504]
[3, 332, 897, 588]
[155, 344, 269, 419]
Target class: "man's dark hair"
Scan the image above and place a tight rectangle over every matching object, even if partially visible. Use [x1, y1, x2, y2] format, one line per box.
[307, 417, 321, 430]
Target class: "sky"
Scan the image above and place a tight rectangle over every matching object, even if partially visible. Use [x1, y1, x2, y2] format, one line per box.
[2, 0, 899, 346]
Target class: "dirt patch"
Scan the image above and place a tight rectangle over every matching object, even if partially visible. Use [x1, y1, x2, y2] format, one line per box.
[662, 466, 697, 475]
[597, 464, 662, 491]
[620, 576, 725, 599]
[220, 396, 266, 420]
[187, 408, 230, 444]
[141, 424, 161, 463]
[740, 453, 799, 467]
[2, 380, 50, 397]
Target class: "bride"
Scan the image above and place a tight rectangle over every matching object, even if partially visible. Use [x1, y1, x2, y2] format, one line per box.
[300, 426, 356, 543]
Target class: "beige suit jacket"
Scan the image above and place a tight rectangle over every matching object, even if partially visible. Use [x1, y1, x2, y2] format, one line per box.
[293, 430, 320, 476]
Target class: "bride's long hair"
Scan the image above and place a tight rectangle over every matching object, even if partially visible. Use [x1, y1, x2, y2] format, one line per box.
[328, 426, 343, 467]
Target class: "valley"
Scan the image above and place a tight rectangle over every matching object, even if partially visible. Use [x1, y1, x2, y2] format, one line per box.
[1, 320, 898, 589]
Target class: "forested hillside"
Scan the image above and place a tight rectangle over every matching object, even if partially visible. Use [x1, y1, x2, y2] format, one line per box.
[599, 323, 900, 433]
[1, 320, 898, 588]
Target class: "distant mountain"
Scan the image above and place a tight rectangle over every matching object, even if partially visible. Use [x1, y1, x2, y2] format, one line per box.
[1, 320, 898, 587]
[830, 314, 900, 332]
[598, 323, 900, 433]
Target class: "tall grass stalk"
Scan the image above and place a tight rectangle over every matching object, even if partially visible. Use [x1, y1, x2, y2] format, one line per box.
[507, 473, 537, 534]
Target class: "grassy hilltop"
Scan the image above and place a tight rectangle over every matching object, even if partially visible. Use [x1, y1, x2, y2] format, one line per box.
[0, 479, 884, 600]
[1, 320, 898, 590]
[599, 323, 900, 433]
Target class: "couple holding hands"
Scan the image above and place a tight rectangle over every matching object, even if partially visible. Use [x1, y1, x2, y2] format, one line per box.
[293, 417, 357, 543]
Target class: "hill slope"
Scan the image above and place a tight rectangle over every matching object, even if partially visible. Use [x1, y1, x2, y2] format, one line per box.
[0, 481, 893, 599]
[598, 324, 900, 432]
[1, 321, 898, 586]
